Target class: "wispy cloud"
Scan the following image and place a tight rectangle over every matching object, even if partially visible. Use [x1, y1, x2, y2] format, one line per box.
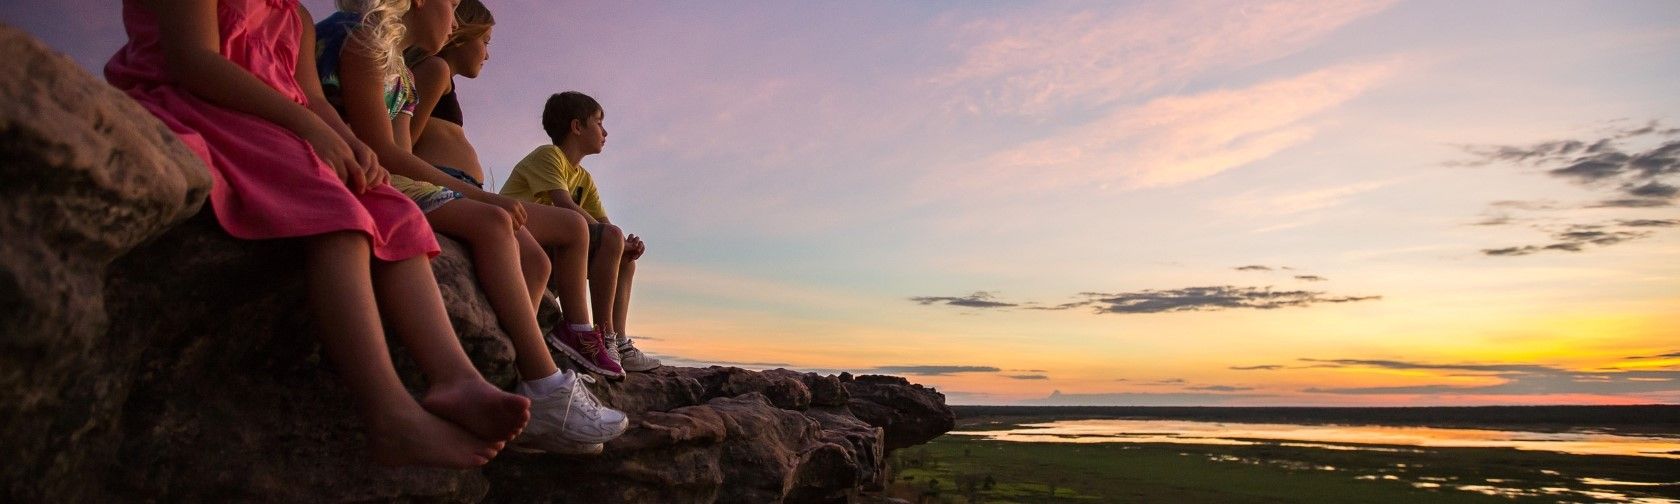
[974, 62, 1401, 192]
[908, 291, 1017, 309]
[915, 286, 1380, 314]
[1006, 374, 1049, 380]
[1298, 358, 1553, 373]
[1055, 286, 1379, 314]
[1457, 121, 1680, 208]
[864, 365, 1002, 376]
[1187, 385, 1256, 392]
[644, 353, 796, 370]
[1481, 222, 1658, 257]
[1470, 215, 1516, 226]
[1619, 219, 1680, 228]
[1230, 365, 1285, 371]
[1235, 265, 1329, 282]
[1299, 358, 1680, 396]
[1215, 179, 1398, 217]
[933, 0, 1396, 116]
[1457, 123, 1680, 256]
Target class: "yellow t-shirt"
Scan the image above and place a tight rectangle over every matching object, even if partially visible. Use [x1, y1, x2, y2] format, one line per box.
[500, 145, 607, 220]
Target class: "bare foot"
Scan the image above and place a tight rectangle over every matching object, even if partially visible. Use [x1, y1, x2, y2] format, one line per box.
[368, 408, 501, 469]
[421, 379, 530, 443]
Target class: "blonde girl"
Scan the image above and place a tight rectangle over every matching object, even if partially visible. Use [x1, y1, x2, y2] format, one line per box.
[316, 0, 627, 452]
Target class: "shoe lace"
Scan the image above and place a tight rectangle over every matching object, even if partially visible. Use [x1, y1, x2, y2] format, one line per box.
[571, 372, 601, 409]
[577, 328, 607, 357]
[559, 372, 603, 428]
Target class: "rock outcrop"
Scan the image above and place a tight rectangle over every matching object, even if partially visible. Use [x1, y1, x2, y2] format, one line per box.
[0, 25, 952, 503]
[2, 23, 212, 504]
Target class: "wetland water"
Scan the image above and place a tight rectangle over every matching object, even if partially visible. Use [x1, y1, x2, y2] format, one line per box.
[936, 419, 1680, 503]
[953, 419, 1680, 459]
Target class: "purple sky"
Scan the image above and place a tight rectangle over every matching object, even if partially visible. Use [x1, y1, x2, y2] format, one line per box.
[7, 0, 1679, 405]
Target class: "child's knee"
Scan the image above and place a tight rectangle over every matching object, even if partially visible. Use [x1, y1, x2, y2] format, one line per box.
[600, 223, 624, 243]
[478, 204, 514, 229]
[549, 209, 587, 237]
[457, 203, 513, 241]
[597, 224, 625, 252]
[519, 237, 551, 276]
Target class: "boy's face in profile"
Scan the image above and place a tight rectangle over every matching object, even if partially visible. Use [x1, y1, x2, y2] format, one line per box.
[575, 111, 607, 155]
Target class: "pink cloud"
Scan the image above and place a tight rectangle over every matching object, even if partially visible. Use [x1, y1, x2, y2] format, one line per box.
[946, 61, 1402, 194]
[930, 0, 1397, 116]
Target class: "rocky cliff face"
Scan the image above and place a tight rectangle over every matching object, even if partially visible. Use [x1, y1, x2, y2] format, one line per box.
[0, 25, 953, 503]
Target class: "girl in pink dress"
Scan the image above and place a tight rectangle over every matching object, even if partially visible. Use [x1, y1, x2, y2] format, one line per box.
[104, 0, 528, 468]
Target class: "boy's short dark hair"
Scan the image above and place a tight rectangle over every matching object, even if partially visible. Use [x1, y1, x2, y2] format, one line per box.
[541, 91, 603, 146]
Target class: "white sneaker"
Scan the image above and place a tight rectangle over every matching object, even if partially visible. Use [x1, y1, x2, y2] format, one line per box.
[512, 370, 629, 453]
[603, 331, 624, 369]
[612, 333, 663, 372]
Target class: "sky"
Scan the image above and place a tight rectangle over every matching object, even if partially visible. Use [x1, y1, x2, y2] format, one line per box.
[6, 0, 1679, 406]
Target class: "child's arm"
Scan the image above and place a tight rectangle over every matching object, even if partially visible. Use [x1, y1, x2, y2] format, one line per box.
[409, 57, 451, 142]
[543, 189, 599, 225]
[146, 0, 371, 192]
[393, 114, 415, 151]
[293, 4, 384, 188]
[337, 45, 527, 226]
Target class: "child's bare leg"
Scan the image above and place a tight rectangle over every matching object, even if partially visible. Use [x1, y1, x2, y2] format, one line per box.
[588, 224, 626, 334]
[427, 201, 559, 381]
[520, 202, 592, 326]
[305, 231, 499, 468]
[613, 258, 635, 337]
[369, 248, 530, 443]
[515, 229, 549, 310]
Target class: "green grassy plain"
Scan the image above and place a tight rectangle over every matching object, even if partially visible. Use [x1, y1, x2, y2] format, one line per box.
[884, 435, 1680, 504]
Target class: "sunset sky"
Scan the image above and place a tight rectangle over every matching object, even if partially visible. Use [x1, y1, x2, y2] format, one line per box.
[7, 0, 1678, 406]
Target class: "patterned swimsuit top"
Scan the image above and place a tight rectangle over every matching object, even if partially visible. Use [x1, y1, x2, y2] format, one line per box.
[315, 11, 417, 120]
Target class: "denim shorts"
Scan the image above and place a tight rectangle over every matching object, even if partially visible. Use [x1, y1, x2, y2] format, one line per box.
[434, 164, 483, 189]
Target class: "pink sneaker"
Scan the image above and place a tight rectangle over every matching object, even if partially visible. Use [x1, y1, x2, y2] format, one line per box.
[547, 325, 626, 378]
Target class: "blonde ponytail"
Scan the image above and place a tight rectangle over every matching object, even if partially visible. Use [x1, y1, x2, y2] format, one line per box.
[336, 0, 409, 79]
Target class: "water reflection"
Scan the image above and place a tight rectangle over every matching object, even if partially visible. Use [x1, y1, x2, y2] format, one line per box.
[955, 419, 1680, 459]
[956, 419, 1680, 503]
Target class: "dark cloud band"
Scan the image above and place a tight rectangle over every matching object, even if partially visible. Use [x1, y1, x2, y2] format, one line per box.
[914, 286, 1380, 314]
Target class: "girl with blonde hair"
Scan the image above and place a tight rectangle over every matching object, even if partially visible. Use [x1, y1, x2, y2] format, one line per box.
[316, 0, 629, 453]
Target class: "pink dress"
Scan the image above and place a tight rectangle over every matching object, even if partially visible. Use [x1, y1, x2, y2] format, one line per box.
[104, 0, 438, 261]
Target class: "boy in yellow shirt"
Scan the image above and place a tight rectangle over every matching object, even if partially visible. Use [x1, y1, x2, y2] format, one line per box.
[502, 92, 659, 372]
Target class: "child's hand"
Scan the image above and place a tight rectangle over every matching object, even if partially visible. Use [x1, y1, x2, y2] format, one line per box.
[479, 193, 528, 229]
[344, 136, 385, 187]
[302, 123, 368, 193]
[364, 158, 390, 188]
[624, 234, 646, 261]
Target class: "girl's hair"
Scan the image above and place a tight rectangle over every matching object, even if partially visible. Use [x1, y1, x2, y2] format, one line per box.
[337, 0, 410, 79]
[541, 91, 603, 146]
[444, 0, 495, 50]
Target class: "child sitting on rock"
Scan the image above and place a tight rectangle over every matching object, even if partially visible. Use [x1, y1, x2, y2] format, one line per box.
[501, 91, 661, 373]
[314, 0, 626, 453]
[104, 0, 527, 468]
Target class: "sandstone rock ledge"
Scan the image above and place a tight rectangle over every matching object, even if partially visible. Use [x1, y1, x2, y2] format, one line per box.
[1, 25, 952, 503]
